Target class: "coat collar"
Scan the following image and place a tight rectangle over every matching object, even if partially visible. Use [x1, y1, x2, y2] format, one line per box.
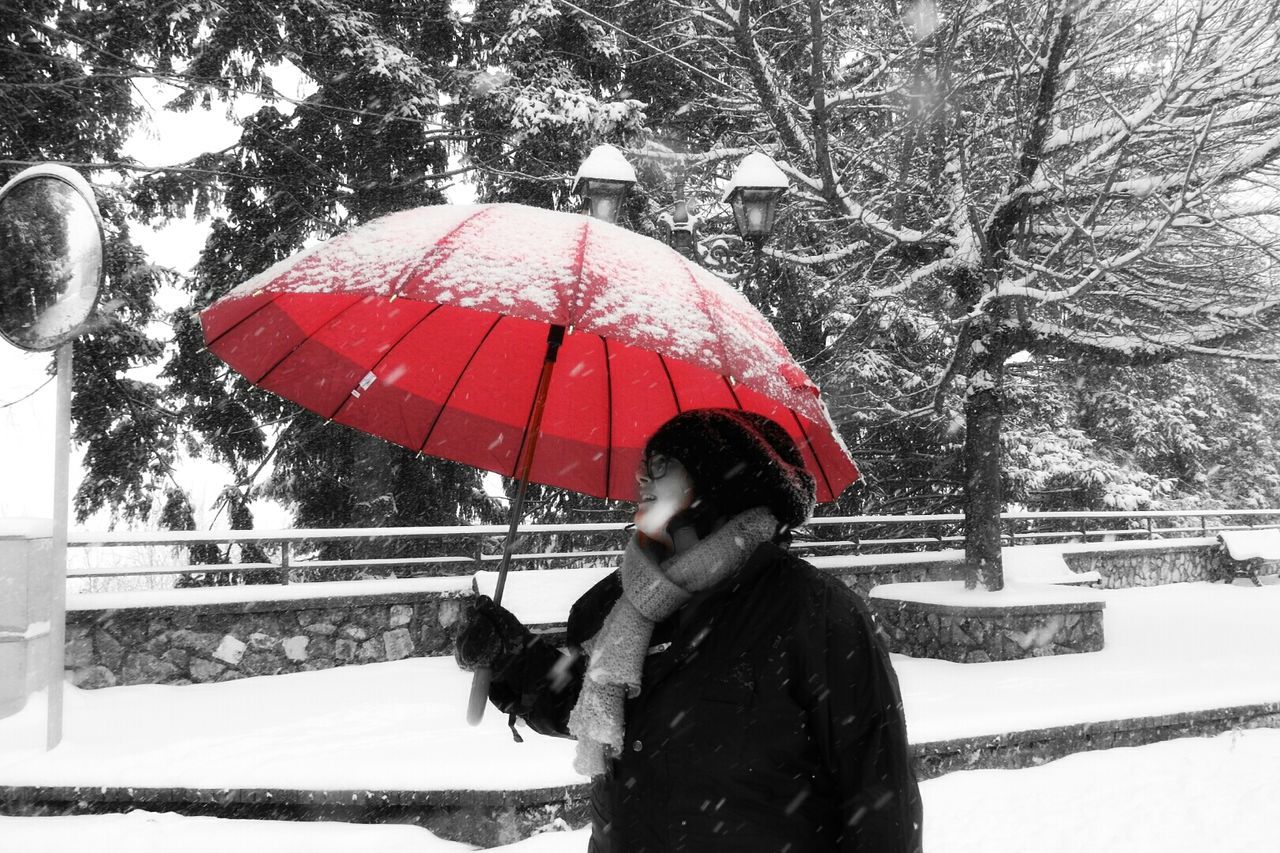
[639, 541, 788, 693]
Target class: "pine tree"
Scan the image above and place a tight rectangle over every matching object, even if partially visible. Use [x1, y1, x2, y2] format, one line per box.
[5, 1, 505, 552]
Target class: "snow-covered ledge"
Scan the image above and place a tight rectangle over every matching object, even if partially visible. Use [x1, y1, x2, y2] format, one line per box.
[869, 581, 1106, 663]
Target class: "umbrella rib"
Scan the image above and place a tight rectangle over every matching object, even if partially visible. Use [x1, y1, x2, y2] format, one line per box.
[250, 294, 369, 386]
[654, 352, 683, 415]
[721, 374, 744, 409]
[565, 218, 591, 323]
[681, 264, 736, 384]
[210, 205, 493, 362]
[324, 302, 445, 423]
[203, 290, 289, 354]
[416, 313, 505, 455]
[784, 408, 836, 503]
[388, 205, 497, 300]
[601, 334, 613, 498]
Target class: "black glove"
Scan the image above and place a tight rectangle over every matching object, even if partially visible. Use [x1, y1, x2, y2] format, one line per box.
[453, 594, 531, 672]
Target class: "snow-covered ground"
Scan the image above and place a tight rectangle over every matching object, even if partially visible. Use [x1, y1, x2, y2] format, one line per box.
[6, 729, 1280, 852]
[1, 578, 1278, 849]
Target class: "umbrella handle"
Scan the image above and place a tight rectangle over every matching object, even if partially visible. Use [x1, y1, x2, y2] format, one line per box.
[467, 666, 492, 726]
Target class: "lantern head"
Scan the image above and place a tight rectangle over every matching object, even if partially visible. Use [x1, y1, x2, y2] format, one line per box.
[572, 144, 637, 224]
[722, 152, 788, 242]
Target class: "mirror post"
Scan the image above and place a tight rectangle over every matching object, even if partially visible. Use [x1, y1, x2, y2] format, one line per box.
[47, 340, 72, 749]
[0, 164, 104, 750]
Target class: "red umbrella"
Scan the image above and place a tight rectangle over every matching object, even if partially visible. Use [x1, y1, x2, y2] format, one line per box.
[200, 202, 859, 719]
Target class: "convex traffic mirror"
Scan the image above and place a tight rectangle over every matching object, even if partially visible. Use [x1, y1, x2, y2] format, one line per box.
[0, 165, 104, 351]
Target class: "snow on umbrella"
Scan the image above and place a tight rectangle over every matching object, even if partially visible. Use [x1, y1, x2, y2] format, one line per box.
[199, 202, 859, 719]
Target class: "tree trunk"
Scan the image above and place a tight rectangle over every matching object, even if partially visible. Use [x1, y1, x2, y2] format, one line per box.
[962, 327, 1010, 590]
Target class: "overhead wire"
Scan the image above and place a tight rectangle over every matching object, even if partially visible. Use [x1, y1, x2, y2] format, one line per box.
[0, 373, 54, 409]
[546, 0, 754, 100]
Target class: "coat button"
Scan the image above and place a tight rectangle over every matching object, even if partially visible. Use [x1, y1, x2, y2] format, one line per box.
[631, 739, 643, 752]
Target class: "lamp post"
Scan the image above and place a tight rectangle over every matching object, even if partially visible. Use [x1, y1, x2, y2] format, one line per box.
[576, 147, 788, 276]
[657, 199, 699, 260]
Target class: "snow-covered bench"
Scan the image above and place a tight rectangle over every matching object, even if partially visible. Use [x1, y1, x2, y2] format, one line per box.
[1216, 529, 1280, 586]
[1002, 546, 1101, 586]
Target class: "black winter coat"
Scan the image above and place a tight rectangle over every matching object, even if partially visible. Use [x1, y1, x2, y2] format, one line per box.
[488, 542, 923, 853]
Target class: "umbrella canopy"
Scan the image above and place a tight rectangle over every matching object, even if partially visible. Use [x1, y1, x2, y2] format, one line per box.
[200, 203, 858, 504]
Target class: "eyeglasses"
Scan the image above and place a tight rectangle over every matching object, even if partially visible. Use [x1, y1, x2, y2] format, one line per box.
[636, 453, 670, 482]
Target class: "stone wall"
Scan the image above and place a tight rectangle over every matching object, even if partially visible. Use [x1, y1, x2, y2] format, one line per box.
[65, 584, 469, 689]
[825, 539, 1228, 592]
[827, 539, 1227, 592]
[1061, 540, 1219, 588]
[816, 557, 960, 596]
[58, 540, 1235, 687]
[870, 596, 1105, 663]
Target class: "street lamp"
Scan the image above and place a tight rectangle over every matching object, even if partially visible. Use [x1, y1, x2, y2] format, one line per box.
[723, 151, 788, 247]
[576, 147, 789, 278]
[572, 143, 637, 225]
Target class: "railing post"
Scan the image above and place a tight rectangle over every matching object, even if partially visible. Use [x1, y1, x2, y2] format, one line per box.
[280, 541, 290, 585]
[1146, 517, 1154, 541]
[1078, 519, 1088, 542]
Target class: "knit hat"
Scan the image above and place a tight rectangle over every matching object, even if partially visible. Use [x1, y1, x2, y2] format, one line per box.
[644, 408, 817, 531]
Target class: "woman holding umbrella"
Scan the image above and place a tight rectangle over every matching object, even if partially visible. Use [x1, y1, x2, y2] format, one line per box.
[455, 408, 922, 853]
[197, 201, 909, 847]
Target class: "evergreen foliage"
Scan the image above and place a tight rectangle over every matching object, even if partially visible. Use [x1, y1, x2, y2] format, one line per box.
[5, 1, 504, 564]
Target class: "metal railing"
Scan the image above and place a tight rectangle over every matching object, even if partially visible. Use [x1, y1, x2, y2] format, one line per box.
[63, 508, 1280, 586]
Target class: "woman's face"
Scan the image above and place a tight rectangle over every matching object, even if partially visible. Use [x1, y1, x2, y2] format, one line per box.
[634, 453, 695, 544]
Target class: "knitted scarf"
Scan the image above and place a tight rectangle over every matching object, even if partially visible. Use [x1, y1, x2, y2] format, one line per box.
[568, 507, 779, 777]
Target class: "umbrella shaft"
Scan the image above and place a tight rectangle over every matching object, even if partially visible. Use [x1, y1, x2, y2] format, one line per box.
[492, 324, 565, 606]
